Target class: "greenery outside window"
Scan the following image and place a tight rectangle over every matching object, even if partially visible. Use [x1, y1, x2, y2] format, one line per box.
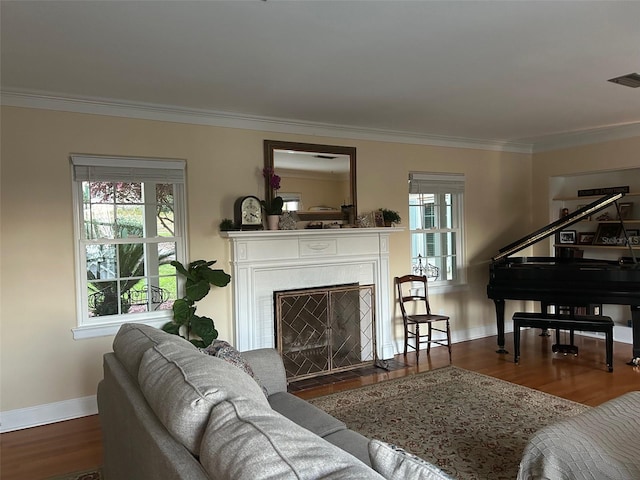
[71, 155, 187, 339]
[409, 172, 465, 288]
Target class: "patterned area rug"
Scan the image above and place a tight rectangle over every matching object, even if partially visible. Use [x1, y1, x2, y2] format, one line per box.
[308, 366, 589, 480]
[46, 468, 102, 480]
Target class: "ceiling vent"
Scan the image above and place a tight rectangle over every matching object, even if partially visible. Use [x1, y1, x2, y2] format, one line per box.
[607, 73, 640, 88]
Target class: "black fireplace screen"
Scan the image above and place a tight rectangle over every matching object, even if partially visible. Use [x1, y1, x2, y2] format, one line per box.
[274, 284, 375, 381]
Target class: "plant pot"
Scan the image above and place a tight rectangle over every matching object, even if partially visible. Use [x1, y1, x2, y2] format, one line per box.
[267, 215, 280, 230]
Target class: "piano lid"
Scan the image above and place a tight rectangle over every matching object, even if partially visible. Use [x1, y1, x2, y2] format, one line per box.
[492, 192, 624, 262]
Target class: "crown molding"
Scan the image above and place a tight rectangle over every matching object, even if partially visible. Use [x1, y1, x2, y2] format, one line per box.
[1, 90, 533, 153]
[527, 123, 640, 153]
[5, 90, 639, 154]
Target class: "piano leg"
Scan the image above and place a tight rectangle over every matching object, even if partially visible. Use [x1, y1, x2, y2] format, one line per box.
[494, 299, 508, 354]
[628, 305, 640, 366]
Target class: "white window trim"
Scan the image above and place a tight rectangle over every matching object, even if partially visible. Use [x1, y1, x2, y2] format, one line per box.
[409, 172, 467, 288]
[70, 154, 188, 339]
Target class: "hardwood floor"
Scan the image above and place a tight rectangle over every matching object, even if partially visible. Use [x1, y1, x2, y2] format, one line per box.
[2, 330, 638, 480]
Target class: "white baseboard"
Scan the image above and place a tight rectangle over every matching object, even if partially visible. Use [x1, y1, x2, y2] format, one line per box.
[0, 395, 97, 433]
[392, 324, 506, 355]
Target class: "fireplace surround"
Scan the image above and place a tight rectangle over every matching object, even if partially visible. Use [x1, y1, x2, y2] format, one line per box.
[221, 228, 400, 360]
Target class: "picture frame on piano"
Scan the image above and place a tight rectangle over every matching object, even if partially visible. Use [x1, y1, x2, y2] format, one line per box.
[559, 230, 577, 244]
[578, 231, 596, 245]
[617, 202, 633, 220]
[594, 223, 623, 246]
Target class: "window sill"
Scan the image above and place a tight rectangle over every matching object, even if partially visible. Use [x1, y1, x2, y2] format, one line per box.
[72, 317, 168, 339]
[428, 283, 469, 295]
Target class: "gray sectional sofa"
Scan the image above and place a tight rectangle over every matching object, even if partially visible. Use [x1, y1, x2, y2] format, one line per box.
[98, 323, 453, 480]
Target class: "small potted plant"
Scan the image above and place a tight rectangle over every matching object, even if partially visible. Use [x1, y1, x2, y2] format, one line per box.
[262, 167, 284, 229]
[379, 208, 401, 226]
[219, 218, 235, 231]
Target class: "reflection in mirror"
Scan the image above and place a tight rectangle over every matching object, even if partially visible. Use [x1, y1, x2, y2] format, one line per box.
[264, 140, 356, 222]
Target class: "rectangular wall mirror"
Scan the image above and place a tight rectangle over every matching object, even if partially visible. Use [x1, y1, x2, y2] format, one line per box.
[264, 140, 357, 222]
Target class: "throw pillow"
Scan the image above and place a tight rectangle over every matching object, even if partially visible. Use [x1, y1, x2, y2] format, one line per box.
[368, 439, 454, 480]
[200, 396, 386, 479]
[200, 339, 268, 396]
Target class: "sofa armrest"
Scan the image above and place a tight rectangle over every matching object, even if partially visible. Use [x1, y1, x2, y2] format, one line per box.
[242, 348, 288, 395]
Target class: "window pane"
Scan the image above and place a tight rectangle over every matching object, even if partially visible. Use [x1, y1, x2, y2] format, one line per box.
[158, 265, 178, 311]
[122, 279, 147, 314]
[84, 204, 116, 239]
[115, 182, 142, 203]
[88, 281, 119, 316]
[116, 242, 144, 279]
[86, 244, 116, 280]
[87, 182, 114, 203]
[116, 205, 144, 238]
[156, 184, 175, 237]
[156, 241, 176, 267]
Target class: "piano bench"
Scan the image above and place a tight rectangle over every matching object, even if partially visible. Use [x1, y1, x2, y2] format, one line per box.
[512, 312, 614, 372]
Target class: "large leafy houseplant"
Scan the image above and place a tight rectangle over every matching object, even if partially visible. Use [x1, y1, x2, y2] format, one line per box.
[162, 260, 231, 348]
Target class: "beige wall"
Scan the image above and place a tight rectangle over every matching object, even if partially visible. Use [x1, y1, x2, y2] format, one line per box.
[0, 104, 540, 414]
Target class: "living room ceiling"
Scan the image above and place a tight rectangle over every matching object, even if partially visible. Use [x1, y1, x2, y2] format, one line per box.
[2, 1, 640, 150]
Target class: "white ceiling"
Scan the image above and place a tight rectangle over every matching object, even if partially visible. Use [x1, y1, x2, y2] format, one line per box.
[2, 1, 640, 151]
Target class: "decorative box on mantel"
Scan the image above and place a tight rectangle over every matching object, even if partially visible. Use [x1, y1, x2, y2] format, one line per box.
[220, 228, 403, 360]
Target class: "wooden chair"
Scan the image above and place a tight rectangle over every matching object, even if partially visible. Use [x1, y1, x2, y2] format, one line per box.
[394, 274, 451, 361]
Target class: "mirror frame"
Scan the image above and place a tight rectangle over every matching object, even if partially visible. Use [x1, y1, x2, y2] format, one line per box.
[264, 139, 357, 221]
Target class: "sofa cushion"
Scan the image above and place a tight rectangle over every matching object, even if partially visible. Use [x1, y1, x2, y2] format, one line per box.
[138, 341, 269, 455]
[241, 348, 288, 396]
[268, 391, 346, 437]
[201, 340, 268, 396]
[200, 396, 385, 479]
[324, 428, 373, 467]
[113, 323, 196, 380]
[368, 440, 454, 480]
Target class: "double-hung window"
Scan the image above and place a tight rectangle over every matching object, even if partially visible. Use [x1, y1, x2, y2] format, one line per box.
[71, 155, 187, 339]
[409, 172, 465, 288]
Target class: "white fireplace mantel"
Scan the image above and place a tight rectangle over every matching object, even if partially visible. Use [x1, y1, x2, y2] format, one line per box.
[221, 228, 402, 360]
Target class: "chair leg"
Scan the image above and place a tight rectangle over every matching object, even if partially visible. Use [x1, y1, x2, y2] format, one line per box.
[446, 320, 452, 362]
[404, 324, 408, 356]
[415, 324, 420, 359]
[427, 323, 432, 354]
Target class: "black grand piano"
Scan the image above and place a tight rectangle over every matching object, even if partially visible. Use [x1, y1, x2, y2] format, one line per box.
[487, 192, 640, 365]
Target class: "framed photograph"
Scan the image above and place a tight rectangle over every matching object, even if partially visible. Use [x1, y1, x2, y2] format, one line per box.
[373, 210, 384, 227]
[593, 223, 623, 246]
[578, 231, 596, 245]
[559, 230, 576, 244]
[617, 202, 633, 220]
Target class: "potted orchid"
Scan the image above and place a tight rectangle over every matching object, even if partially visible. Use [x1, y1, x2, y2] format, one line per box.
[262, 167, 284, 229]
